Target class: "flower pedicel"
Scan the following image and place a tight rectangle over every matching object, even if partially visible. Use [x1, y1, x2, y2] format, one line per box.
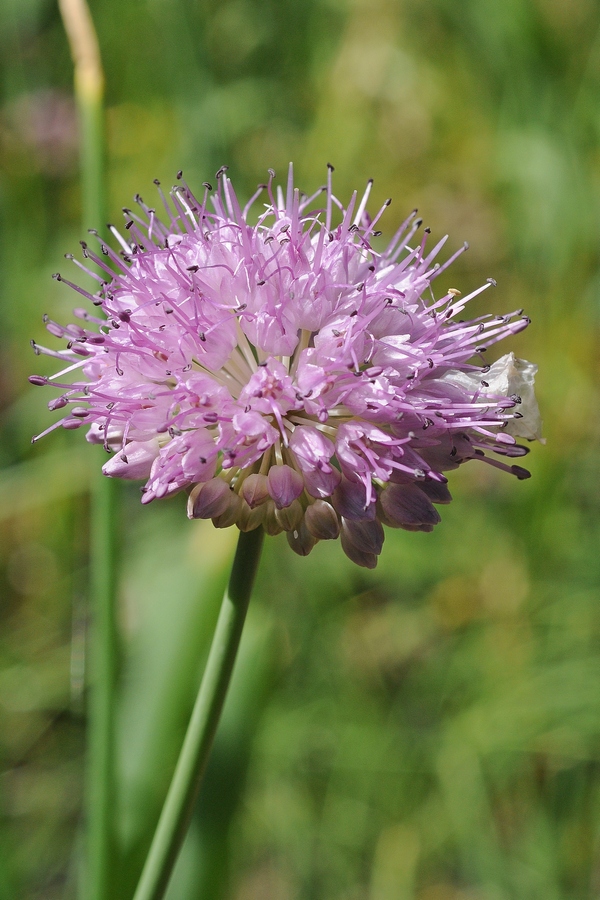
[30, 165, 542, 568]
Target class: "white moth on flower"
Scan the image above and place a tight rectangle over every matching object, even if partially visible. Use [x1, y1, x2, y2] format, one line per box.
[440, 352, 543, 442]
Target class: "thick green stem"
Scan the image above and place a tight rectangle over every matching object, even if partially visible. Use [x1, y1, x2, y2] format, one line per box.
[133, 528, 265, 900]
[57, 3, 117, 899]
[78, 79, 104, 236]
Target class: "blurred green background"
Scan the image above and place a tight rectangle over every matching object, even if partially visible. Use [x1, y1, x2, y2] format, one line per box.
[1, 0, 600, 897]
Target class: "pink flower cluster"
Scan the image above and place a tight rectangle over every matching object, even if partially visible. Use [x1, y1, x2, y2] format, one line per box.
[30, 165, 541, 567]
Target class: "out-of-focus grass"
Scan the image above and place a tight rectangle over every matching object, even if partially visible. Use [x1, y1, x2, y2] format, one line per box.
[1, 0, 600, 897]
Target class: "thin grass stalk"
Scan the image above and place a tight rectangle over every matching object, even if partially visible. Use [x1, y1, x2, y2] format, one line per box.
[132, 528, 264, 900]
[57, 3, 118, 899]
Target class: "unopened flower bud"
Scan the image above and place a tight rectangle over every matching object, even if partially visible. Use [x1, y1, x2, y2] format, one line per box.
[263, 500, 284, 536]
[241, 473, 270, 508]
[340, 526, 378, 569]
[267, 464, 304, 509]
[189, 478, 232, 519]
[305, 500, 340, 540]
[341, 517, 384, 555]
[212, 490, 243, 528]
[238, 500, 266, 532]
[274, 498, 304, 531]
[378, 483, 441, 529]
[287, 521, 316, 557]
[418, 479, 452, 504]
[332, 478, 376, 521]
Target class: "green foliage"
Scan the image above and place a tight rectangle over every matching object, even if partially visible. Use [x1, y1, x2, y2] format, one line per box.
[1, 0, 599, 897]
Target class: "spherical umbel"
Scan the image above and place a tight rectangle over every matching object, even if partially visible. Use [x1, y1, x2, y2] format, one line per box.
[30, 165, 542, 566]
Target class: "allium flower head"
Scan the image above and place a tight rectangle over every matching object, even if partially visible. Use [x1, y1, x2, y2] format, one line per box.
[30, 165, 541, 567]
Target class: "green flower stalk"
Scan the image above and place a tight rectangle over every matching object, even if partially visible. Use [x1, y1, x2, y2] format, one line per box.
[57, 2, 118, 898]
[133, 528, 264, 900]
